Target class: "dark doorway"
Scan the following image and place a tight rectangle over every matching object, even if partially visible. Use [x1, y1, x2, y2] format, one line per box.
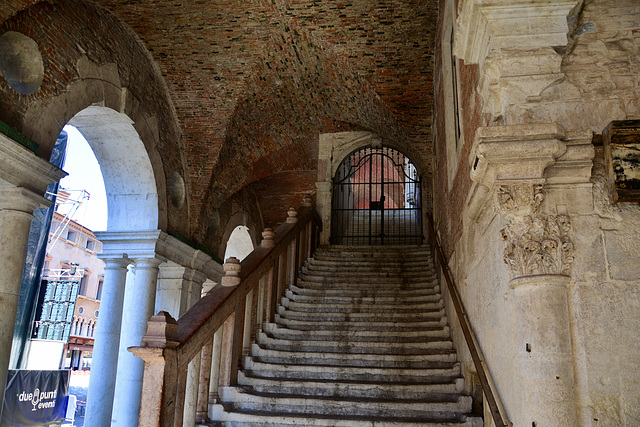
[330, 146, 423, 245]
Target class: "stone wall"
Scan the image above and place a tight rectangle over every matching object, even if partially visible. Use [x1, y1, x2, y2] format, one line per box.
[434, 0, 640, 425]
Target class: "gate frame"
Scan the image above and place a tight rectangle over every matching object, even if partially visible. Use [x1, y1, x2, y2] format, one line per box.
[315, 131, 428, 246]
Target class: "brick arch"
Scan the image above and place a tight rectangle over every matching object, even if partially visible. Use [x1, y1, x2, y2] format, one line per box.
[0, 0, 187, 234]
[199, 28, 408, 235]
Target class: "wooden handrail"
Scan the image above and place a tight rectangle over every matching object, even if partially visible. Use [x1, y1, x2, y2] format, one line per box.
[131, 204, 322, 427]
[426, 214, 511, 427]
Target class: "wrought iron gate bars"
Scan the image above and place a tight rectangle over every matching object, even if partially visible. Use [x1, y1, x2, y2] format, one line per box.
[330, 146, 423, 246]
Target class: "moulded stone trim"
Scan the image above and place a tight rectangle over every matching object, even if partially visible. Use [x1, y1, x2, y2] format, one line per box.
[0, 133, 66, 193]
[96, 230, 223, 283]
[509, 273, 571, 289]
[455, 0, 583, 66]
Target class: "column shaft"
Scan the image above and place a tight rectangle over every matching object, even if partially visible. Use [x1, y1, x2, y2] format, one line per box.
[112, 258, 162, 427]
[85, 257, 130, 427]
[0, 207, 37, 395]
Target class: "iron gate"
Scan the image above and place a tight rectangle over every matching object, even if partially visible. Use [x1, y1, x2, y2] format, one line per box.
[330, 146, 423, 245]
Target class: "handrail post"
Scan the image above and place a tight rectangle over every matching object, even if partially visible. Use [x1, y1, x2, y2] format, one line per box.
[129, 312, 179, 427]
[218, 258, 244, 387]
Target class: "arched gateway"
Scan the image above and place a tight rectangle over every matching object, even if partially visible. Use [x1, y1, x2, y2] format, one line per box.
[330, 146, 422, 245]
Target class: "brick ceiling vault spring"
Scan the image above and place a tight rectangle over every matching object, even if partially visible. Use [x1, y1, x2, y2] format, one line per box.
[1, 0, 437, 238]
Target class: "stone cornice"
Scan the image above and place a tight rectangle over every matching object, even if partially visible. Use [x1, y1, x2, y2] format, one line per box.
[95, 230, 223, 283]
[467, 123, 567, 220]
[455, 0, 583, 66]
[0, 133, 66, 197]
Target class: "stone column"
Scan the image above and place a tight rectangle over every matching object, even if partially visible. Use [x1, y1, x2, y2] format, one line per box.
[112, 257, 163, 427]
[84, 256, 131, 427]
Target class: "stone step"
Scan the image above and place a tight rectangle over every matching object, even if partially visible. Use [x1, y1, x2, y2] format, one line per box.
[257, 331, 453, 356]
[276, 305, 446, 324]
[249, 344, 457, 368]
[285, 288, 442, 305]
[236, 371, 465, 400]
[295, 277, 439, 289]
[289, 283, 441, 298]
[306, 259, 434, 273]
[209, 245, 479, 426]
[313, 245, 431, 258]
[274, 313, 448, 332]
[214, 387, 474, 419]
[308, 256, 433, 267]
[263, 322, 450, 343]
[204, 411, 482, 427]
[300, 272, 435, 284]
[280, 296, 444, 314]
[244, 357, 461, 382]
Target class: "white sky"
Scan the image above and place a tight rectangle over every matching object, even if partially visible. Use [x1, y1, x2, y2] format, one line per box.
[59, 125, 108, 231]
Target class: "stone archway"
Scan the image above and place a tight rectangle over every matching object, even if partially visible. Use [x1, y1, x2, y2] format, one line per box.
[67, 106, 159, 232]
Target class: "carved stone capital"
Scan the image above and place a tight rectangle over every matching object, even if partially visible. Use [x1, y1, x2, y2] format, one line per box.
[500, 214, 574, 278]
[494, 181, 544, 218]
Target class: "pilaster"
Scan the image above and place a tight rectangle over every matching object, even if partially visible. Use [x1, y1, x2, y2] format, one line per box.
[464, 122, 592, 425]
[0, 134, 65, 409]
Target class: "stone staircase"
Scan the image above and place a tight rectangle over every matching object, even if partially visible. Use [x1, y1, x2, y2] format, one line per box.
[208, 246, 482, 426]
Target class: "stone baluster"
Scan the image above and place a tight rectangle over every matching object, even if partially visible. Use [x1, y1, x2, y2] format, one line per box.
[221, 257, 241, 287]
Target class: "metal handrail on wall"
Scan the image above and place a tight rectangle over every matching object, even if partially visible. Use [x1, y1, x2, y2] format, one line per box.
[426, 214, 512, 427]
[130, 204, 322, 427]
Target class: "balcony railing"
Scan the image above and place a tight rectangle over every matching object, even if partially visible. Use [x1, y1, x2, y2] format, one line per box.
[131, 200, 321, 427]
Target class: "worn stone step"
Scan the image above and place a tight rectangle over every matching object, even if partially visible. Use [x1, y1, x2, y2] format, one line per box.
[244, 357, 461, 382]
[263, 322, 450, 343]
[249, 344, 457, 368]
[257, 332, 453, 356]
[289, 283, 440, 298]
[274, 313, 448, 332]
[215, 387, 473, 419]
[285, 288, 442, 305]
[237, 371, 465, 400]
[306, 260, 434, 273]
[207, 408, 482, 427]
[280, 296, 444, 314]
[276, 305, 446, 324]
[295, 278, 439, 289]
[300, 272, 435, 284]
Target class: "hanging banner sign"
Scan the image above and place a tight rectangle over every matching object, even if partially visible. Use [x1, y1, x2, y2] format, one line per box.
[1, 370, 70, 427]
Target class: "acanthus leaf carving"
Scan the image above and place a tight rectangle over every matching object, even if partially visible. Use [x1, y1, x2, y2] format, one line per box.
[500, 214, 574, 278]
[494, 183, 544, 217]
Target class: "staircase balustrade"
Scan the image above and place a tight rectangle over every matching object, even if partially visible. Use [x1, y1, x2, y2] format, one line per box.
[426, 214, 512, 427]
[130, 204, 322, 427]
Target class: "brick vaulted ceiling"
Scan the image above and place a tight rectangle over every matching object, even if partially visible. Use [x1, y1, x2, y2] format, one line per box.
[0, 0, 437, 239]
